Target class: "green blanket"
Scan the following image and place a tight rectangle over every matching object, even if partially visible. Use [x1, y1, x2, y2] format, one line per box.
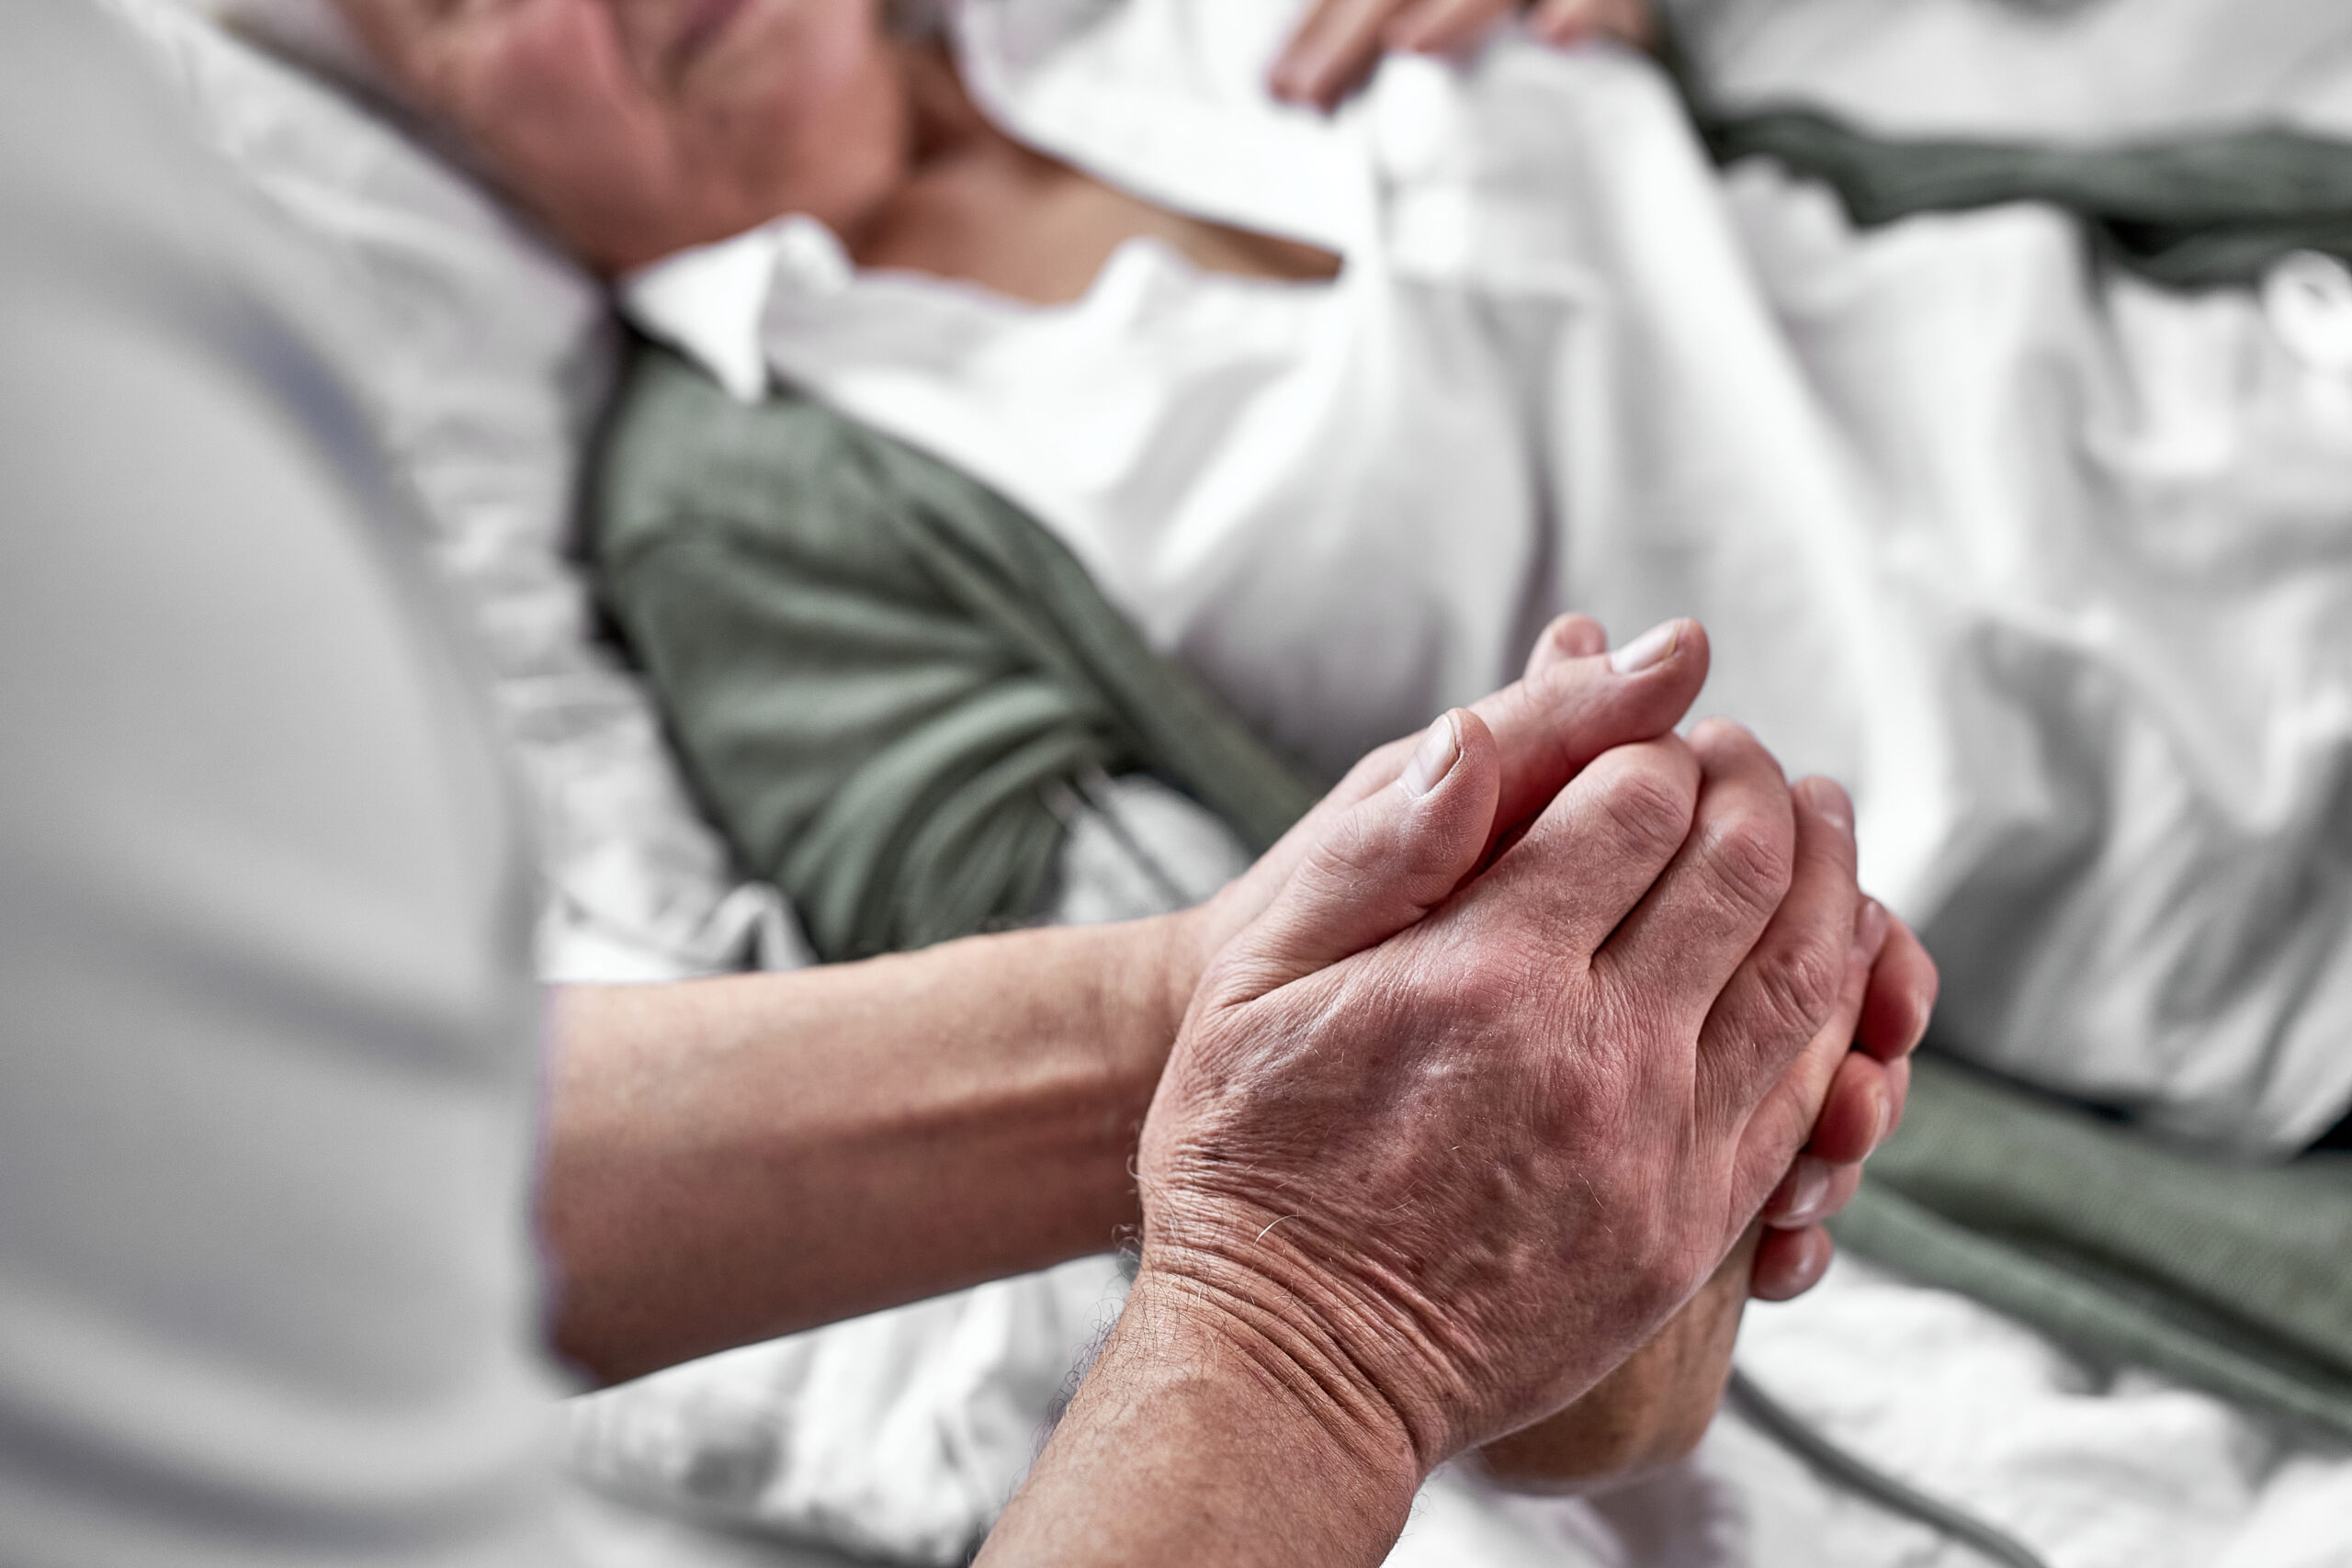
[1701, 114, 2352, 289]
[1835, 1055, 2352, 1443]
[592, 344, 1319, 963]
[1656, 16, 2352, 289]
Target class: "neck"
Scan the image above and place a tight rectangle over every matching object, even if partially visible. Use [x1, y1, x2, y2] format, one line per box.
[898, 38, 1000, 169]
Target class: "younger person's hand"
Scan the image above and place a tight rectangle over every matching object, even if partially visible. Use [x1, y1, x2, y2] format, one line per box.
[1271, 0, 1655, 111]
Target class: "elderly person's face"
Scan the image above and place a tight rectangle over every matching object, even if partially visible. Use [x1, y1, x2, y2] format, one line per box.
[336, 0, 912, 271]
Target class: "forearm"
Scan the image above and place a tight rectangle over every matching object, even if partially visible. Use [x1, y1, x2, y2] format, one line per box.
[979, 1273, 1421, 1567]
[539, 918, 1184, 1383]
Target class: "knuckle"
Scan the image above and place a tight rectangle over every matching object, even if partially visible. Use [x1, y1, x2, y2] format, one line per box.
[1591, 761, 1693, 864]
[1742, 934, 1844, 1047]
[1319, 800, 1387, 874]
[1698, 809, 1793, 921]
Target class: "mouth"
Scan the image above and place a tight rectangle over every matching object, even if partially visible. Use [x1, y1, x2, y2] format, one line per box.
[668, 0, 753, 76]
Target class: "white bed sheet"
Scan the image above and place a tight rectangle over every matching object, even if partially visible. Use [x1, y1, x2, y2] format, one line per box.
[112, 2, 2352, 1565]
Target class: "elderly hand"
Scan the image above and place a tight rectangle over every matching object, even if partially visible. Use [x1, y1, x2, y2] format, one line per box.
[988, 621, 1917, 1562]
[1162, 614, 1931, 1304]
[1139, 701, 1869, 1471]
[1271, 0, 1654, 110]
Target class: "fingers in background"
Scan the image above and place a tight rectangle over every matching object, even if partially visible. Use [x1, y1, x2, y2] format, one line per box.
[1881, 1052, 1912, 1137]
[1527, 0, 1656, 47]
[1383, 0, 1518, 57]
[1600, 0, 1657, 46]
[1270, 0, 1402, 107]
[1525, 0, 1600, 44]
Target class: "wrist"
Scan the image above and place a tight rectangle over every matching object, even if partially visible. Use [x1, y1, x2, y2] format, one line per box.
[1124, 906, 1212, 1066]
[985, 1268, 1422, 1565]
[1124, 1266, 1425, 1497]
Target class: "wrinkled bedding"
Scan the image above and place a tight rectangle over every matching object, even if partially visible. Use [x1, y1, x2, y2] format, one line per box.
[637, 0, 2352, 1155]
[113, 1, 2352, 1564]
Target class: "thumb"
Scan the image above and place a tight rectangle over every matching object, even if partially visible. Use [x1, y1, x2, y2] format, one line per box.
[1204, 709, 1499, 1005]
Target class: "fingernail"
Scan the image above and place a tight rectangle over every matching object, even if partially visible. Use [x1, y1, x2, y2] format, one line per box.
[1785, 1159, 1832, 1225]
[1609, 617, 1681, 673]
[1400, 710, 1462, 797]
[1871, 1081, 1892, 1149]
[1850, 897, 1888, 970]
[1802, 776, 1854, 838]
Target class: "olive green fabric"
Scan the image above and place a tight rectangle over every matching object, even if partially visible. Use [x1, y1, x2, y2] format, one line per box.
[1651, 16, 2352, 289]
[591, 343, 1321, 962]
[1833, 1054, 2352, 1441]
[1701, 114, 2352, 289]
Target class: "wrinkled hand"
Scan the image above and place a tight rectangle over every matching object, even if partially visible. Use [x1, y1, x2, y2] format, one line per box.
[1160, 615, 1933, 1306]
[1135, 671, 1883, 1467]
[1271, 0, 1654, 110]
[1517, 621, 1931, 1298]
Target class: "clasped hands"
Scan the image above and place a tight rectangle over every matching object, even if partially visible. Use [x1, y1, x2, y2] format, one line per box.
[987, 614, 1931, 1560]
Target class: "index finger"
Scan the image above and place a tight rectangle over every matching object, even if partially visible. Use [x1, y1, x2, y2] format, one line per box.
[1473, 616, 1708, 846]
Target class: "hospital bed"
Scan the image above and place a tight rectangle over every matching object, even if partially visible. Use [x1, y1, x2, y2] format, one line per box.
[114, 0, 2352, 1562]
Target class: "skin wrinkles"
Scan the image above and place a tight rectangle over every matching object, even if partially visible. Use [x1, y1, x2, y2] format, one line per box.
[1124, 697, 1886, 1478]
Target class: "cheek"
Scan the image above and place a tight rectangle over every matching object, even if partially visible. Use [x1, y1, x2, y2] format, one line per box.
[789, 41, 910, 231]
[443, 6, 691, 267]
[684, 0, 908, 237]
